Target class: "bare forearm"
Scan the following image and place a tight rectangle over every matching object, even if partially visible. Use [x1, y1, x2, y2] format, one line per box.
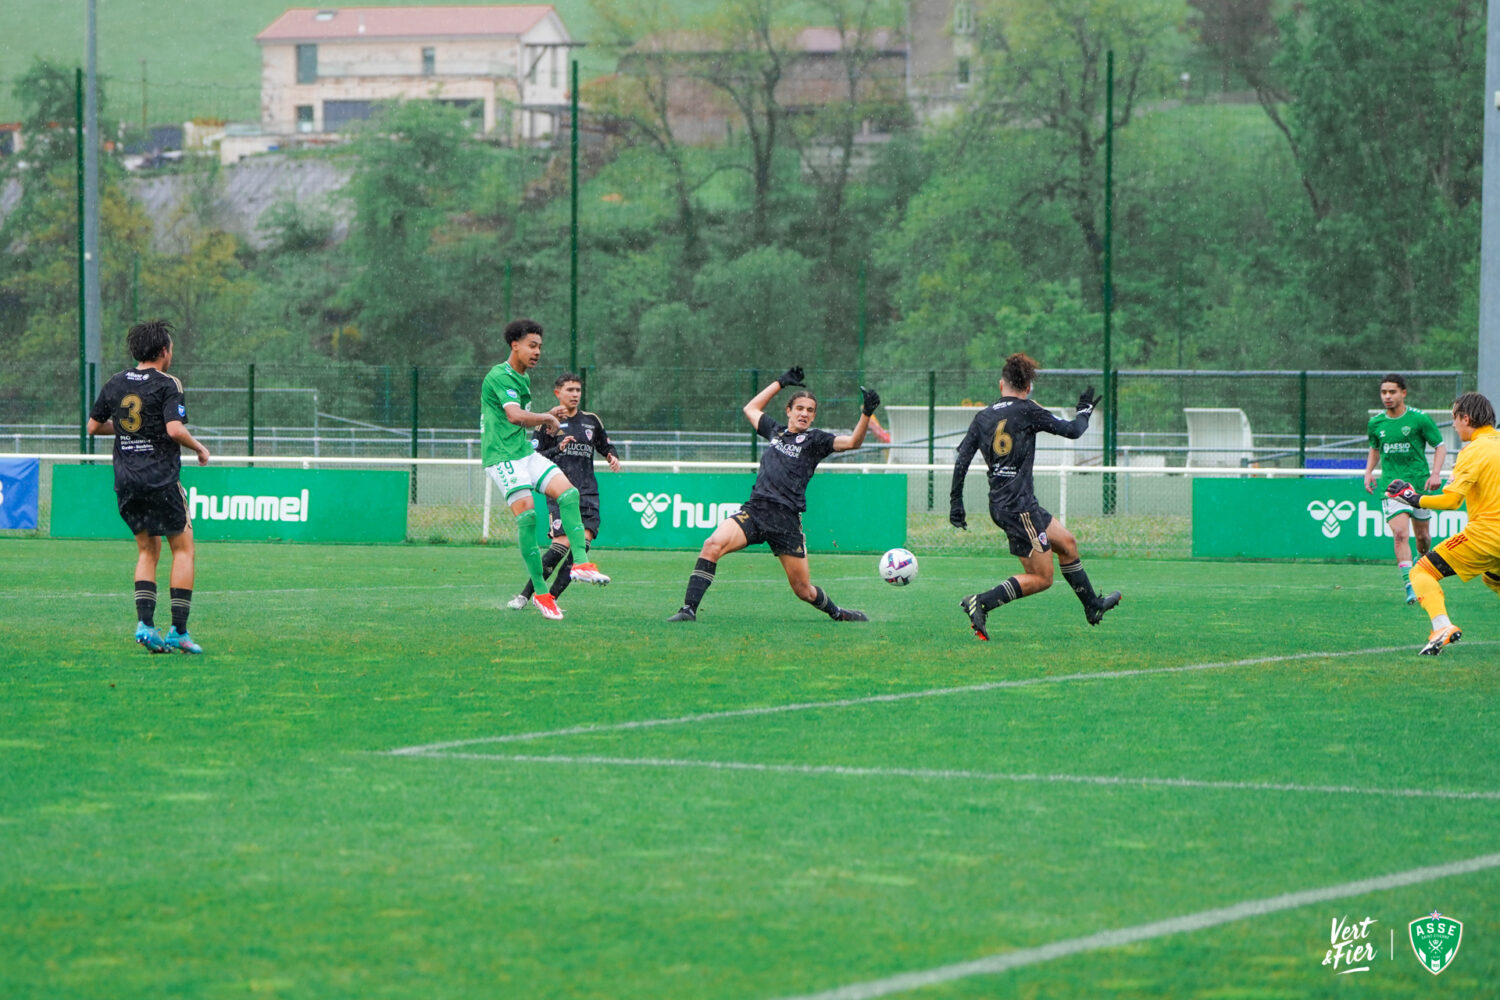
[87, 418, 114, 436]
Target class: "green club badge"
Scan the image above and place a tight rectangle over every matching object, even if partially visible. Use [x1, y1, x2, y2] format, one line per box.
[1409, 911, 1462, 975]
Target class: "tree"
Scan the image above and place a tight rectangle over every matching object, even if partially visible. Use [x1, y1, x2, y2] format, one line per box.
[969, 0, 1185, 306]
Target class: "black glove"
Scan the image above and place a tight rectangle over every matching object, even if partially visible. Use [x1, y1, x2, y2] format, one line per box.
[1386, 479, 1421, 508]
[949, 501, 967, 531]
[776, 366, 805, 388]
[860, 385, 880, 416]
[1076, 385, 1099, 416]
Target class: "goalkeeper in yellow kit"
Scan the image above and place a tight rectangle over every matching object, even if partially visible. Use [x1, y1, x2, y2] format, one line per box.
[1386, 392, 1500, 655]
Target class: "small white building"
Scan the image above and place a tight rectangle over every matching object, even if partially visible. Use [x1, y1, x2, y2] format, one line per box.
[256, 5, 576, 141]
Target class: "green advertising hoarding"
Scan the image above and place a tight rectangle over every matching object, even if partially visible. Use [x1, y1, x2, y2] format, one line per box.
[593, 472, 905, 552]
[1192, 477, 1469, 560]
[52, 466, 409, 543]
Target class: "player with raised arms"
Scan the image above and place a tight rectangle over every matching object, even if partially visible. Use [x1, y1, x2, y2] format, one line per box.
[950, 352, 1121, 640]
[507, 372, 619, 609]
[1386, 391, 1500, 655]
[667, 367, 879, 623]
[86, 319, 212, 653]
[480, 319, 603, 621]
[1364, 373, 1446, 604]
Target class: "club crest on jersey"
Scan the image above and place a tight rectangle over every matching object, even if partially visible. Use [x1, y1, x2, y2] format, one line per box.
[585, 428, 594, 441]
[1409, 912, 1462, 975]
[795, 434, 806, 444]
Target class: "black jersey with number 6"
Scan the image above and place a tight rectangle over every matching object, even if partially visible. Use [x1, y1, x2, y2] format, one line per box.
[750, 414, 837, 512]
[90, 368, 187, 492]
[951, 397, 1089, 510]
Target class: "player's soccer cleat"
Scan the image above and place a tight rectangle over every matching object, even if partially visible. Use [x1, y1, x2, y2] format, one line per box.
[667, 605, 697, 622]
[531, 594, 564, 620]
[570, 562, 610, 585]
[1086, 590, 1123, 626]
[831, 608, 869, 622]
[164, 627, 202, 654]
[1404, 581, 1417, 605]
[505, 594, 528, 610]
[134, 621, 168, 653]
[960, 594, 989, 641]
[1419, 624, 1461, 656]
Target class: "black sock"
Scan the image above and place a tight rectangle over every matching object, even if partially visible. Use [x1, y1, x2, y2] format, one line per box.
[549, 550, 575, 599]
[683, 557, 717, 610]
[811, 585, 840, 618]
[169, 587, 192, 633]
[979, 577, 1023, 612]
[1059, 559, 1094, 606]
[523, 541, 569, 598]
[135, 580, 156, 627]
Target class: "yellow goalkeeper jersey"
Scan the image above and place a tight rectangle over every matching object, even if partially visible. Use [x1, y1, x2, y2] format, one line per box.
[1437, 426, 1500, 526]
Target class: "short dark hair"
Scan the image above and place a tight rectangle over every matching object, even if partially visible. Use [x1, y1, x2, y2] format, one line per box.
[1001, 353, 1039, 391]
[1452, 391, 1495, 429]
[786, 390, 818, 409]
[127, 319, 174, 362]
[504, 318, 544, 345]
[554, 372, 582, 389]
[1380, 373, 1407, 391]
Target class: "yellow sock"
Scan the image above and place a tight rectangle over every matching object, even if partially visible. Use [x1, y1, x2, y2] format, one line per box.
[1410, 562, 1448, 624]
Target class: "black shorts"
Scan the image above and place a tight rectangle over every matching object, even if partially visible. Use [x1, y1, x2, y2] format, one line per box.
[547, 496, 601, 540]
[117, 483, 189, 537]
[731, 499, 806, 558]
[989, 502, 1053, 558]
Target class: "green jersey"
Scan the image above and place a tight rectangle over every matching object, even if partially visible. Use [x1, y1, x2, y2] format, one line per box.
[1368, 407, 1443, 490]
[480, 361, 534, 465]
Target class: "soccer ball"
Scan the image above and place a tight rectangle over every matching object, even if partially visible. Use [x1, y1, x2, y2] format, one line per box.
[879, 547, 918, 586]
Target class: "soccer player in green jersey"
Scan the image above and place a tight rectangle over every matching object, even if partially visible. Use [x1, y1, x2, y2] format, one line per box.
[480, 319, 601, 620]
[1364, 373, 1446, 604]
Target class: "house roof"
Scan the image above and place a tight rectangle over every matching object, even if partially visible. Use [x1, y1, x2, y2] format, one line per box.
[256, 6, 557, 43]
[631, 26, 905, 57]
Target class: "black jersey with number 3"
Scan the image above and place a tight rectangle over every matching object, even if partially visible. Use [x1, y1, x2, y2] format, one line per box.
[750, 414, 837, 512]
[534, 411, 615, 497]
[90, 368, 187, 492]
[952, 397, 1089, 510]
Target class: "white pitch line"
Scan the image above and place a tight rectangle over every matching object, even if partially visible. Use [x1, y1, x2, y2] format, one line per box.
[395, 752, 1500, 802]
[772, 851, 1500, 1000]
[384, 644, 1432, 756]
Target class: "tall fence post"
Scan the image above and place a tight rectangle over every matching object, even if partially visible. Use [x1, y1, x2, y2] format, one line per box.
[76, 68, 87, 456]
[927, 370, 936, 512]
[1297, 370, 1308, 469]
[247, 363, 256, 458]
[579, 365, 588, 411]
[410, 366, 419, 503]
[749, 369, 760, 464]
[1103, 371, 1117, 514]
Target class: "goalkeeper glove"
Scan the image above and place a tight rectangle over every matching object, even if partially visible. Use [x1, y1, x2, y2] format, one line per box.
[949, 501, 967, 531]
[1385, 479, 1421, 508]
[776, 366, 805, 388]
[1076, 385, 1099, 417]
[860, 385, 881, 416]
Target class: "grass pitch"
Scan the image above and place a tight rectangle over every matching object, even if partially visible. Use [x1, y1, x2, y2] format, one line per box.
[3, 540, 1498, 999]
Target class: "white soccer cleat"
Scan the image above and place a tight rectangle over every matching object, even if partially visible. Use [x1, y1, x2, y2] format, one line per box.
[531, 594, 564, 620]
[505, 594, 528, 610]
[570, 562, 610, 585]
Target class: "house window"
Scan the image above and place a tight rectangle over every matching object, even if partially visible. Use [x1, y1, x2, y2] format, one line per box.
[296, 44, 318, 84]
[953, 2, 976, 36]
[549, 49, 559, 88]
[422, 47, 436, 76]
[296, 105, 314, 133]
[956, 58, 971, 87]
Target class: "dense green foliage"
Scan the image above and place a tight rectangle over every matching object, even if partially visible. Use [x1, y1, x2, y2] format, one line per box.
[0, 0, 1482, 418]
[4, 541, 1499, 997]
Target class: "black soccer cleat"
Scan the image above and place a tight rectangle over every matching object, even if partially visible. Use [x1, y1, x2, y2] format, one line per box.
[1085, 590, 1122, 626]
[831, 608, 869, 622]
[667, 606, 697, 623]
[960, 594, 989, 641]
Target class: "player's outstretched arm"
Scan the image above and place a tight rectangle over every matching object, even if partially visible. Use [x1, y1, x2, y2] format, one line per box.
[743, 373, 794, 430]
[504, 402, 560, 434]
[833, 387, 879, 452]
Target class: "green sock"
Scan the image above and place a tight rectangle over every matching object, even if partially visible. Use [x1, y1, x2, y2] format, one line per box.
[1400, 561, 1412, 584]
[516, 510, 548, 592]
[557, 487, 588, 551]
[531, 490, 552, 550]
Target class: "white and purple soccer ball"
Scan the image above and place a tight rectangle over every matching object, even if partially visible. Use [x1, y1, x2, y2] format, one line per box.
[879, 547, 918, 586]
